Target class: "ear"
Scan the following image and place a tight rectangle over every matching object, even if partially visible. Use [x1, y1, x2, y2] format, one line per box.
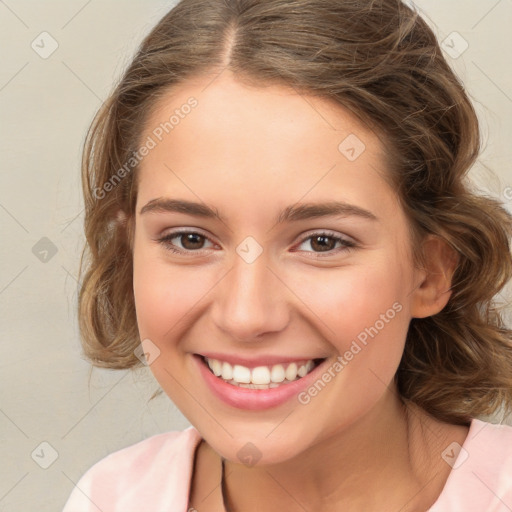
[409, 234, 459, 319]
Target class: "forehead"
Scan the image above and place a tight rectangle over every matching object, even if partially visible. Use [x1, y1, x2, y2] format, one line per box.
[136, 72, 397, 221]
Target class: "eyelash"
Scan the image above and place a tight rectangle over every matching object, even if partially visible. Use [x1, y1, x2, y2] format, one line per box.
[157, 229, 358, 257]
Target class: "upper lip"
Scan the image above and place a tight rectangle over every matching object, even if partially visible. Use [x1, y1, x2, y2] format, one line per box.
[196, 352, 328, 368]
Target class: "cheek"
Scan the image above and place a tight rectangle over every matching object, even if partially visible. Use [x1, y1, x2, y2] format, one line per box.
[287, 260, 412, 429]
[292, 258, 411, 375]
[302, 261, 407, 329]
[132, 245, 213, 344]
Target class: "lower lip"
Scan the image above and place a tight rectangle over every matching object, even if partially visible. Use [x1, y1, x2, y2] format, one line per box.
[194, 354, 329, 410]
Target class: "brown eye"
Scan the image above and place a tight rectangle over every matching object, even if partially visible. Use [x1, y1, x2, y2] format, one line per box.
[295, 231, 357, 256]
[158, 230, 215, 254]
[310, 235, 338, 252]
[178, 233, 206, 250]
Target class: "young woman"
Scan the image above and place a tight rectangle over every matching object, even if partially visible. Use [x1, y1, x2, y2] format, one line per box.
[63, 1, 512, 510]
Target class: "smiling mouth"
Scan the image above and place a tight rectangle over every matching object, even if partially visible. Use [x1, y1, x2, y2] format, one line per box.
[200, 355, 326, 389]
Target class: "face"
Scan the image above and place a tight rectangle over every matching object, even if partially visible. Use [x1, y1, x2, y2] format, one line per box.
[132, 71, 423, 464]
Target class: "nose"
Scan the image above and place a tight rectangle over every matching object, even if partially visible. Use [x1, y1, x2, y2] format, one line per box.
[210, 250, 290, 342]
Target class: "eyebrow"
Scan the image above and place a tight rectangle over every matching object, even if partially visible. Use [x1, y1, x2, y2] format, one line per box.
[139, 198, 378, 224]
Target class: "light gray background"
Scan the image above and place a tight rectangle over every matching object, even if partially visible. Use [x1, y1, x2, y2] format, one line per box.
[1, 1, 511, 511]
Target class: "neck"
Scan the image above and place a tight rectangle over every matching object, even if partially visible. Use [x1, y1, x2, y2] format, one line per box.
[222, 390, 466, 512]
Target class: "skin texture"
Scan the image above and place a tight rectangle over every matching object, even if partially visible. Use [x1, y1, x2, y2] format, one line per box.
[130, 71, 468, 511]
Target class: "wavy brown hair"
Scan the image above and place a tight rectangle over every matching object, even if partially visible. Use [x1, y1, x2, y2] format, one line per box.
[78, 0, 512, 425]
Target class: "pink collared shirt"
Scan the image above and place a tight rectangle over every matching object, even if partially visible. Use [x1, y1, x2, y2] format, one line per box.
[62, 418, 512, 512]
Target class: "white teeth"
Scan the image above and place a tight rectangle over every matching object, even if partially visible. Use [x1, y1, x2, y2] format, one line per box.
[303, 360, 315, 375]
[270, 364, 285, 383]
[251, 366, 271, 385]
[210, 359, 222, 376]
[285, 362, 298, 381]
[221, 361, 233, 380]
[232, 364, 251, 384]
[205, 357, 320, 387]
